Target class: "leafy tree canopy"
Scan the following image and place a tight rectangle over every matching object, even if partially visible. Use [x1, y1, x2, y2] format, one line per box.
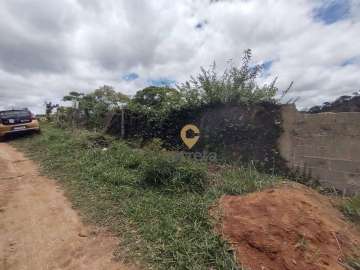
[308, 91, 360, 113]
[60, 85, 129, 128]
[129, 86, 185, 120]
[63, 91, 84, 102]
[92, 85, 129, 105]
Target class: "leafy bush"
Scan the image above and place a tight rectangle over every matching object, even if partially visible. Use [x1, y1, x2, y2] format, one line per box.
[128, 86, 185, 120]
[140, 154, 207, 192]
[179, 49, 281, 106]
[76, 131, 115, 149]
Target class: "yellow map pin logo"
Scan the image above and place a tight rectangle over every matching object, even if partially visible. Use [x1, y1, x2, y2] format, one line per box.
[180, 124, 200, 149]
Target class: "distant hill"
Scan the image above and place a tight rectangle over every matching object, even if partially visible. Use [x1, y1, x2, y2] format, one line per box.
[308, 94, 360, 113]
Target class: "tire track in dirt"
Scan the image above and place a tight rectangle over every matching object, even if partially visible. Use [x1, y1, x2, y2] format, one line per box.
[0, 143, 137, 270]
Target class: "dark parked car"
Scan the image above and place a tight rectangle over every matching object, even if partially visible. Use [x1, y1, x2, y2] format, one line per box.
[0, 109, 40, 139]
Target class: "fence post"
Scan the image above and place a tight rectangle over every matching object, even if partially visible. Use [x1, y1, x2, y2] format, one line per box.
[121, 108, 125, 139]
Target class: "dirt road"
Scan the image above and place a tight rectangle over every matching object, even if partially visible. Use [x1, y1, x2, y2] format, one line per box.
[0, 143, 135, 270]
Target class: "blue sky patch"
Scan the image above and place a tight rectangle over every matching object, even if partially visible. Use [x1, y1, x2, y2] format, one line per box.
[195, 22, 203, 29]
[261, 60, 273, 72]
[195, 20, 208, 30]
[122, 72, 139, 81]
[147, 78, 176, 87]
[341, 56, 360, 66]
[314, 0, 350, 24]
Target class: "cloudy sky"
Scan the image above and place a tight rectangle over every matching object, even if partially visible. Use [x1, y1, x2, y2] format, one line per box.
[0, 0, 359, 113]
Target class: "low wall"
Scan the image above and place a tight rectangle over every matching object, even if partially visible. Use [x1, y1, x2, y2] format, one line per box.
[178, 103, 284, 171]
[106, 103, 285, 171]
[279, 104, 360, 194]
[106, 103, 360, 193]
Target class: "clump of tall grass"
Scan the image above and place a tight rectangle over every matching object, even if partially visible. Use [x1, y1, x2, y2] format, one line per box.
[139, 153, 208, 193]
[341, 195, 360, 223]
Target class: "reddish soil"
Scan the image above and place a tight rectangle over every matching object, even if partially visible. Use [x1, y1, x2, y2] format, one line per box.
[218, 183, 360, 270]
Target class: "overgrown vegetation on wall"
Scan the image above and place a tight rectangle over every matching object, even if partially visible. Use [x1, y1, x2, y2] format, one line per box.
[55, 50, 283, 128]
[178, 49, 279, 107]
[52, 50, 289, 172]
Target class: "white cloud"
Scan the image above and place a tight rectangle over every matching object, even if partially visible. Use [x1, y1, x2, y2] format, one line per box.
[0, 0, 359, 113]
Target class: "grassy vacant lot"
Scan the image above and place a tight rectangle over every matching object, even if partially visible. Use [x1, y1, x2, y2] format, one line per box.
[12, 123, 282, 270]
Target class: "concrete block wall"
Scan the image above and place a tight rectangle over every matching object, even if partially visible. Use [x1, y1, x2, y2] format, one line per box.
[279, 104, 360, 194]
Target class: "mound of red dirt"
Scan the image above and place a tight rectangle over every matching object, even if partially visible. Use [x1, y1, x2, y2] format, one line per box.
[218, 183, 360, 270]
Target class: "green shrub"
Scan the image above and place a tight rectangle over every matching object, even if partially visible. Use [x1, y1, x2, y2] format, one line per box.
[76, 131, 115, 149]
[142, 138, 164, 152]
[140, 154, 207, 192]
[179, 49, 281, 106]
[341, 195, 360, 223]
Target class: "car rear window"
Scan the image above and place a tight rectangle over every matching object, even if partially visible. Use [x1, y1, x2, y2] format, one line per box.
[0, 110, 31, 118]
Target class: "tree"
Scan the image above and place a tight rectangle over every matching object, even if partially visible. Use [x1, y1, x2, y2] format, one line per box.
[61, 86, 129, 129]
[92, 85, 129, 107]
[84, 86, 129, 128]
[44, 101, 59, 120]
[63, 91, 84, 105]
[129, 86, 184, 120]
[308, 92, 360, 113]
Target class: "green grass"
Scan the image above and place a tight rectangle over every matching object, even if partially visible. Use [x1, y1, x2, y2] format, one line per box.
[341, 195, 360, 224]
[344, 256, 360, 270]
[11, 123, 282, 270]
